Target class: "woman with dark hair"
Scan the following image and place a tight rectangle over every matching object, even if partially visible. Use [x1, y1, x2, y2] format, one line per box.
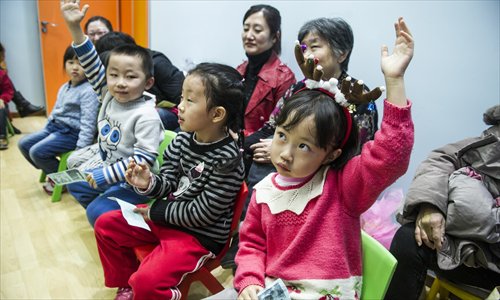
[84, 15, 113, 43]
[238, 4, 296, 136]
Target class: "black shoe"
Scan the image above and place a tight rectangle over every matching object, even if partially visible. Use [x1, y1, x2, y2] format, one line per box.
[12, 91, 45, 117]
[18, 103, 45, 117]
[12, 125, 21, 134]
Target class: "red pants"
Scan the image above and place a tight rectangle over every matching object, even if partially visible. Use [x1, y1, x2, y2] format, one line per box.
[94, 210, 215, 300]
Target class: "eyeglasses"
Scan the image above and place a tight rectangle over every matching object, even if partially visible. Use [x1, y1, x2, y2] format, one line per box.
[88, 30, 109, 37]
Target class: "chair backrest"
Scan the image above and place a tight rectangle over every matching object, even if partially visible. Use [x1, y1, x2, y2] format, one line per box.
[157, 130, 177, 166]
[361, 230, 398, 300]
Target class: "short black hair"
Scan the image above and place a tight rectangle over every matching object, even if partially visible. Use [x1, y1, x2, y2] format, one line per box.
[107, 44, 154, 78]
[63, 45, 77, 69]
[95, 31, 136, 54]
[84, 16, 113, 33]
[243, 4, 282, 55]
[275, 90, 359, 169]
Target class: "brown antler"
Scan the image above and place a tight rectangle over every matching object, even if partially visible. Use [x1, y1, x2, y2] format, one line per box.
[340, 78, 384, 106]
[294, 41, 323, 81]
[295, 41, 384, 106]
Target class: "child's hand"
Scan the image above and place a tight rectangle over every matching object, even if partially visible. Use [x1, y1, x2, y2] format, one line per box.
[0, 99, 5, 109]
[60, 0, 89, 26]
[133, 206, 151, 222]
[238, 285, 263, 300]
[381, 17, 414, 79]
[86, 173, 97, 189]
[125, 159, 152, 189]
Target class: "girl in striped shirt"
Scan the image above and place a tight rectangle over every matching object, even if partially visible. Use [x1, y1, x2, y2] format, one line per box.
[94, 63, 246, 300]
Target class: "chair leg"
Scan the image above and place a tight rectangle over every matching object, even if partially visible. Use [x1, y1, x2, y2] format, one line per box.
[51, 151, 72, 202]
[39, 171, 46, 183]
[51, 185, 63, 203]
[178, 280, 192, 300]
[198, 270, 225, 295]
[426, 278, 441, 300]
[6, 118, 15, 137]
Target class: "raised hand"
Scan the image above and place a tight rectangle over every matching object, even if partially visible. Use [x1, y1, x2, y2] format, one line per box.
[60, 0, 89, 45]
[125, 159, 152, 189]
[381, 17, 414, 79]
[60, 0, 89, 26]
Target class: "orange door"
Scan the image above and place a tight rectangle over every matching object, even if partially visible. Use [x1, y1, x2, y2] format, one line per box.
[37, 0, 119, 114]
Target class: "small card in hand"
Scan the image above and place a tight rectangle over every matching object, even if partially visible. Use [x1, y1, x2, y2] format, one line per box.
[47, 169, 88, 185]
[257, 279, 291, 300]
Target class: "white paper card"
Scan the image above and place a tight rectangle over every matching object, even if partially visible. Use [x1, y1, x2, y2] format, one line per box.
[108, 197, 151, 231]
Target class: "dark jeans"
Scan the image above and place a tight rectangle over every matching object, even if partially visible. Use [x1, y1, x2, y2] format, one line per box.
[18, 121, 79, 174]
[157, 107, 179, 131]
[385, 223, 500, 300]
[0, 107, 7, 137]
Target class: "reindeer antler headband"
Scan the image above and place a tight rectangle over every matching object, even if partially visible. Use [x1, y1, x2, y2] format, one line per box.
[293, 41, 385, 148]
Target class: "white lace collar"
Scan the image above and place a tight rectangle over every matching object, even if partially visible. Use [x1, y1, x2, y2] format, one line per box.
[254, 166, 329, 215]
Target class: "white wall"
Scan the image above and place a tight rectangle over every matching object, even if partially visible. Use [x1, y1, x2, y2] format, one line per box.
[1, 1, 498, 193]
[151, 0, 500, 193]
[0, 0, 45, 110]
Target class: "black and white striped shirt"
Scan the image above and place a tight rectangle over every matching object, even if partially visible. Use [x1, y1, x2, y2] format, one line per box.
[140, 131, 245, 253]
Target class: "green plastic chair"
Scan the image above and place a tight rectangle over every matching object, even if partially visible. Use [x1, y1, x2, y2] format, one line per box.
[39, 151, 73, 203]
[361, 230, 398, 300]
[6, 118, 15, 137]
[157, 130, 177, 166]
[4, 118, 15, 144]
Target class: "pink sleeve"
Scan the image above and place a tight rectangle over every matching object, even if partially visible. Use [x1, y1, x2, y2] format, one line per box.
[0, 70, 14, 103]
[234, 192, 267, 293]
[340, 100, 414, 215]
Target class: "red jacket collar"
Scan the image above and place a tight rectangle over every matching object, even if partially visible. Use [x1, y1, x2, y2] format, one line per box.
[237, 52, 281, 87]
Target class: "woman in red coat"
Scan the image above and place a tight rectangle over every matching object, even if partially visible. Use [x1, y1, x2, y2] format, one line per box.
[0, 68, 14, 150]
[237, 4, 296, 135]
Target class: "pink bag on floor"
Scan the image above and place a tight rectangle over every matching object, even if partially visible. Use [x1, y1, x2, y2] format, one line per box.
[361, 188, 404, 249]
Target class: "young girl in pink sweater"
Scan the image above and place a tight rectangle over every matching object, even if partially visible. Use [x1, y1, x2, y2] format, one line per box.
[234, 17, 415, 300]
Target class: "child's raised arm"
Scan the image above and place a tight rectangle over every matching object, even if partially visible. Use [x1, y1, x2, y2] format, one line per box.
[381, 17, 414, 107]
[60, 0, 89, 45]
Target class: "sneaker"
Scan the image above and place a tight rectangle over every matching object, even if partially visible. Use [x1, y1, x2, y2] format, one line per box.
[115, 287, 133, 300]
[42, 179, 67, 196]
[42, 179, 55, 195]
[0, 138, 8, 150]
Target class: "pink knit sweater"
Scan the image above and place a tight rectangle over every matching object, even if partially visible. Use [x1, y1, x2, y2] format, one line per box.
[235, 100, 414, 299]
